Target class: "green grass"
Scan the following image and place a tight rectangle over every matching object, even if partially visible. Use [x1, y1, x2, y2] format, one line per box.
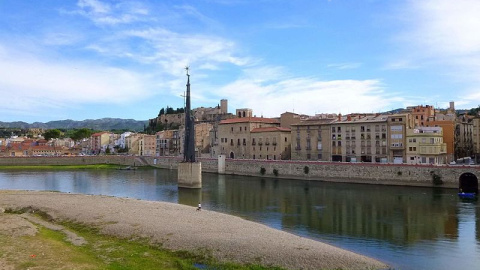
[2, 206, 287, 270]
[59, 220, 287, 270]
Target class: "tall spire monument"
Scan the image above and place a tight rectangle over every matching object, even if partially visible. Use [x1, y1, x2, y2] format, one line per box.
[177, 66, 202, 188]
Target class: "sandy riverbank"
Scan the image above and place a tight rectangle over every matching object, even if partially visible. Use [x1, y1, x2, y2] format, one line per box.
[0, 190, 387, 270]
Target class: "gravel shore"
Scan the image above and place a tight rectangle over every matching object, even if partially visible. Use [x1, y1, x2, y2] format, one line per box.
[0, 190, 387, 270]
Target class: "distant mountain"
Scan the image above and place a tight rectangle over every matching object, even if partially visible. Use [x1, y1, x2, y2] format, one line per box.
[0, 118, 147, 131]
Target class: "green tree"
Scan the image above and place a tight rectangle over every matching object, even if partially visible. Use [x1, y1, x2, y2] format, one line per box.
[70, 128, 93, 141]
[468, 105, 480, 116]
[158, 108, 165, 116]
[43, 129, 62, 141]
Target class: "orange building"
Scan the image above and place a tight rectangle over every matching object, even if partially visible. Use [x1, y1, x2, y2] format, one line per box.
[410, 105, 435, 127]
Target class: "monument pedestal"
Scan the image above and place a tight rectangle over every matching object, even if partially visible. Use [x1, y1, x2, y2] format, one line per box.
[178, 162, 202, 188]
[218, 155, 226, 174]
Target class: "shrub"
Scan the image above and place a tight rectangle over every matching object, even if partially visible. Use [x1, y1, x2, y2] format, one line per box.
[260, 167, 266, 175]
[273, 168, 279, 177]
[432, 172, 443, 186]
[303, 166, 309, 174]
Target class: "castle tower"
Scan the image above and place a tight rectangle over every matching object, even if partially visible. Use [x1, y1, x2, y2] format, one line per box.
[220, 99, 228, 114]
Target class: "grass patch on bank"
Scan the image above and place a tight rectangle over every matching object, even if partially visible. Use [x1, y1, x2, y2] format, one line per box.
[0, 164, 124, 170]
[1, 210, 286, 270]
[62, 220, 286, 270]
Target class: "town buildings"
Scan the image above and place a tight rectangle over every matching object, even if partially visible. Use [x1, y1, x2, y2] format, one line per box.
[213, 109, 288, 159]
[1, 101, 479, 165]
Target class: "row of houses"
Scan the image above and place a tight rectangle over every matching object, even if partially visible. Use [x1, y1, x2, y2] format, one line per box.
[1, 102, 479, 165]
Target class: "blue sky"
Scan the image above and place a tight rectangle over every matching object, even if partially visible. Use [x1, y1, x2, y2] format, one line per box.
[1, 0, 479, 123]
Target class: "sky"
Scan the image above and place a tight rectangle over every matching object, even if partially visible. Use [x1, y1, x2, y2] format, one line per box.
[1, 0, 480, 123]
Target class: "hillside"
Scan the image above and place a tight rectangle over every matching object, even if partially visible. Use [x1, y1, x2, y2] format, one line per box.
[0, 118, 147, 131]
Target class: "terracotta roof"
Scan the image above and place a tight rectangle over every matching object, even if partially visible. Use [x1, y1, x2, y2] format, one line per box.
[31, 145, 56, 151]
[251, 127, 291, 133]
[92, 132, 109, 137]
[219, 117, 279, 125]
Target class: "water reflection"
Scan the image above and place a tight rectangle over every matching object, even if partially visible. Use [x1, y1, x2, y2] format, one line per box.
[0, 169, 479, 270]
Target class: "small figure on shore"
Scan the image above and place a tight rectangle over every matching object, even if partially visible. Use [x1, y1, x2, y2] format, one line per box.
[197, 203, 202, 211]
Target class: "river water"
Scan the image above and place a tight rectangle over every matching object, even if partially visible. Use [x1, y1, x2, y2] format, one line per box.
[0, 168, 479, 270]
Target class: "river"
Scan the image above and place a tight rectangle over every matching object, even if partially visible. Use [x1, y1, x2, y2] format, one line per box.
[0, 168, 478, 270]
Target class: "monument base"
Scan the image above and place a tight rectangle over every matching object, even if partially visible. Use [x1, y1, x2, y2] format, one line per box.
[178, 162, 202, 188]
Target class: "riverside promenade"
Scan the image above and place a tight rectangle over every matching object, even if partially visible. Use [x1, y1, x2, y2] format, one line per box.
[0, 155, 478, 188]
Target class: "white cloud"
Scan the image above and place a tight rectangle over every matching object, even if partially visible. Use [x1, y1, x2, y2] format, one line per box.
[0, 45, 153, 118]
[393, 0, 480, 107]
[213, 74, 394, 117]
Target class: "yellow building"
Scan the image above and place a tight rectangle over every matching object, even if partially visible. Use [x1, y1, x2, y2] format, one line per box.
[90, 132, 111, 154]
[195, 122, 213, 155]
[406, 127, 447, 165]
[216, 116, 281, 159]
[290, 119, 335, 161]
[139, 134, 156, 156]
[250, 127, 291, 160]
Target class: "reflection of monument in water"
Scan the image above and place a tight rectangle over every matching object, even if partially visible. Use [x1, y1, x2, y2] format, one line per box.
[177, 67, 202, 189]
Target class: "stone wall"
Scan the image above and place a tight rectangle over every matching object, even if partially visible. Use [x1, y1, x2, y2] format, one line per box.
[1, 156, 478, 188]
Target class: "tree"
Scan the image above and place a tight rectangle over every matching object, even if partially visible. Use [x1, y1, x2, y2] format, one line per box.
[158, 108, 165, 116]
[70, 128, 93, 141]
[468, 105, 480, 116]
[43, 129, 61, 141]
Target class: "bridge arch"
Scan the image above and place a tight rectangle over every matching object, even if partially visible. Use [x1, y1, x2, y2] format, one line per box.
[459, 172, 478, 194]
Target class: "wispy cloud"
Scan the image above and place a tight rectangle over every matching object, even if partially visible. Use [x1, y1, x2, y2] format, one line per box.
[392, 0, 480, 107]
[327, 62, 362, 70]
[75, 0, 150, 25]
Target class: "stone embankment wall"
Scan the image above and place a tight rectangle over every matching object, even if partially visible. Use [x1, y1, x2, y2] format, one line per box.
[1, 156, 478, 188]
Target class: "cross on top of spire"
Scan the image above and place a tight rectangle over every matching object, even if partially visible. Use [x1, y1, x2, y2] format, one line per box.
[185, 66, 189, 76]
